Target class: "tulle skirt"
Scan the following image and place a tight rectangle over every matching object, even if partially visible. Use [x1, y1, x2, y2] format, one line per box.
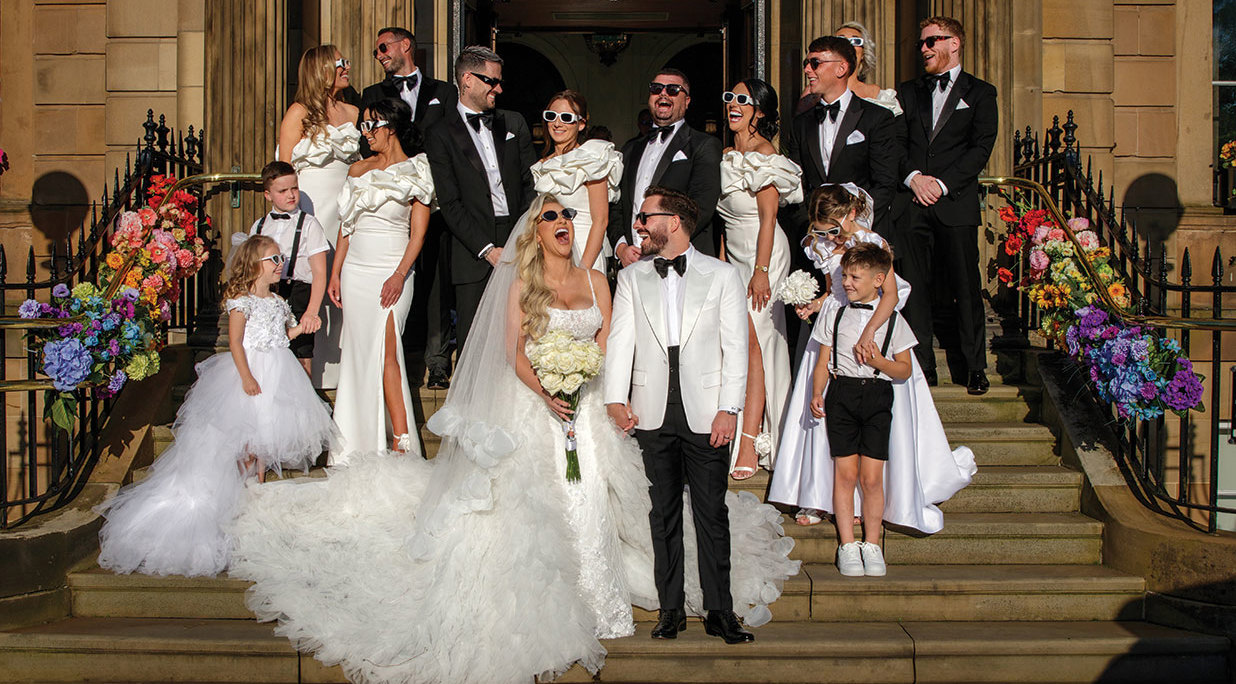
[96, 346, 338, 578]
[228, 379, 799, 684]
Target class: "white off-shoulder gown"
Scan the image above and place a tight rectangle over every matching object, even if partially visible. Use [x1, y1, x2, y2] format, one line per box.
[330, 155, 434, 463]
[531, 139, 623, 273]
[716, 151, 803, 469]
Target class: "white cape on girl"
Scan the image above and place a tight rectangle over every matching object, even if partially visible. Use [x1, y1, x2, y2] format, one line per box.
[228, 203, 799, 684]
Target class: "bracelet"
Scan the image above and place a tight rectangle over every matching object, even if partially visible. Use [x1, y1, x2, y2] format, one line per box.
[754, 265, 769, 273]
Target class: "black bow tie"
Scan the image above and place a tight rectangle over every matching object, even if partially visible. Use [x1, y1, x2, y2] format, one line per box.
[653, 254, 687, 279]
[926, 72, 951, 92]
[815, 100, 841, 123]
[391, 73, 419, 92]
[466, 111, 494, 132]
[648, 126, 674, 142]
[269, 212, 292, 221]
[848, 302, 874, 310]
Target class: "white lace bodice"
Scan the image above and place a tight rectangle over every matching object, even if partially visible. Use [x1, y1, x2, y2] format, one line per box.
[226, 295, 295, 351]
[291, 123, 361, 171]
[547, 304, 603, 341]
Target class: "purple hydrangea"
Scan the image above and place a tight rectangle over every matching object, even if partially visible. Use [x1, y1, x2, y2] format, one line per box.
[52, 284, 70, 298]
[42, 338, 92, 392]
[120, 287, 139, 302]
[1162, 364, 1205, 411]
[18, 299, 41, 318]
[107, 369, 127, 394]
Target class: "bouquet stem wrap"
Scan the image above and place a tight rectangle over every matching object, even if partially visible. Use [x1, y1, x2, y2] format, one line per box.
[525, 329, 605, 484]
[559, 388, 583, 482]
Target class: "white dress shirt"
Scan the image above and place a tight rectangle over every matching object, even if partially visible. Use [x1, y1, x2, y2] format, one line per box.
[456, 101, 509, 219]
[904, 64, 961, 195]
[626, 119, 685, 247]
[248, 209, 329, 284]
[656, 245, 696, 347]
[812, 301, 917, 380]
[395, 67, 422, 120]
[816, 88, 854, 175]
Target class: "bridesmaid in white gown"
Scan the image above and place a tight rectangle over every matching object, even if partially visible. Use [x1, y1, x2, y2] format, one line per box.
[328, 98, 431, 461]
[717, 79, 803, 477]
[277, 45, 361, 389]
[835, 22, 905, 116]
[530, 90, 622, 273]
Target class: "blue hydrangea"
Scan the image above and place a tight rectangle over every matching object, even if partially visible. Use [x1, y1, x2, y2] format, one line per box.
[18, 299, 41, 318]
[42, 338, 92, 392]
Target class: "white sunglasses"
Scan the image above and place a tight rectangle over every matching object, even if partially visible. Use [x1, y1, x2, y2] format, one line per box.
[542, 110, 582, 124]
[359, 119, 390, 133]
[722, 91, 759, 106]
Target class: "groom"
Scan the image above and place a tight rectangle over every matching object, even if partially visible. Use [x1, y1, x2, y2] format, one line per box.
[604, 186, 753, 644]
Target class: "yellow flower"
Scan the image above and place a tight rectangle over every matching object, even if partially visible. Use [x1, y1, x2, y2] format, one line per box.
[106, 252, 124, 269]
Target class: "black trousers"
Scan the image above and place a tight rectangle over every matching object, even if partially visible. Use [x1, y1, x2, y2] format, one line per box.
[453, 217, 511, 351]
[403, 220, 453, 384]
[635, 401, 733, 612]
[896, 204, 987, 373]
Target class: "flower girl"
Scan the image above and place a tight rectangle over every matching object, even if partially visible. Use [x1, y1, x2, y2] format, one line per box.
[768, 183, 976, 540]
[96, 235, 338, 577]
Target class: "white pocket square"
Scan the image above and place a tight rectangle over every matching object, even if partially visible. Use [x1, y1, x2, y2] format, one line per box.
[955, 99, 970, 110]
[846, 130, 866, 145]
[427, 98, 441, 105]
[672, 150, 688, 162]
[505, 132, 516, 140]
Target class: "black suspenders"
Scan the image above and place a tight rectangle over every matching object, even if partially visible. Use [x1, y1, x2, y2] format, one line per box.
[256, 212, 307, 281]
[831, 307, 897, 378]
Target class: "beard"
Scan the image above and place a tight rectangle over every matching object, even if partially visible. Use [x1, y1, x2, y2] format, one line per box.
[639, 228, 668, 256]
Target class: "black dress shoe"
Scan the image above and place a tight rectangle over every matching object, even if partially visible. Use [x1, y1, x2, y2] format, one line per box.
[426, 373, 450, 391]
[651, 608, 686, 639]
[967, 371, 990, 395]
[704, 609, 754, 644]
[923, 366, 939, 387]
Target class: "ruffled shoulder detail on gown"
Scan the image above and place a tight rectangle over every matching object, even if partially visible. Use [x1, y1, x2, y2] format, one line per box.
[531, 139, 623, 202]
[863, 89, 904, 117]
[290, 123, 361, 170]
[720, 151, 804, 206]
[337, 154, 435, 236]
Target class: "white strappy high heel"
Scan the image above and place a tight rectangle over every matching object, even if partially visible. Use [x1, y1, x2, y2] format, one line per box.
[393, 433, 413, 453]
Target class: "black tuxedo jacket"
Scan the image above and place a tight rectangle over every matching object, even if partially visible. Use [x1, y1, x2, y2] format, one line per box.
[609, 124, 722, 256]
[359, 75, 458, 156]
[783, 95, 901, 238]
[424, 108, 535, 284]
[895, 70, 998, 227]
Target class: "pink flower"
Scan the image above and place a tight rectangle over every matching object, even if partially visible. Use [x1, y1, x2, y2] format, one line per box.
[137, 207, 157, 226]
[141, 274, 165, 292]
[1029, 248, 1050, 272]
[175, 249, 194, 268]
[1047, 228, 1066, 242]
[119, 212, 142, 233]
[147, 243, 169, 264]
[1076, 230, 1100, 251]
[1032, 226, 1051, 245]
[1067, 217, 1090, 232]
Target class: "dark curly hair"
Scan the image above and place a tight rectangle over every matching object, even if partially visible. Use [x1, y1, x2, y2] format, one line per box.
[362, 98, 423, 157]
[740, 78, 780, 141]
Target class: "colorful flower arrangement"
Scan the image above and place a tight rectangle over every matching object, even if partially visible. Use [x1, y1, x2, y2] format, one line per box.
[18, 175, 210, 431]
[1221, 140, 1236, 169]
[995, 196, 1204, 419]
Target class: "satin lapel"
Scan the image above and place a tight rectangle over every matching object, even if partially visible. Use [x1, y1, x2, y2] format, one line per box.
[652, 126, 689, 185]
[491, 111, 508, 166]
[635, 267, 667, 352]
[679, 261, 715, 345]
[916, 79, 934, 142]
[380, 80, 400, 100]
[414, 80, 434, 124]
[448, 114, 487, 180]
[803, 115, 827, 183]
[827, 101, 863, 178]
[930, 72, 970, 142]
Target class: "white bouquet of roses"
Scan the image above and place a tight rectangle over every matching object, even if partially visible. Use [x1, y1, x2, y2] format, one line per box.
[526, 329, 604, 482]
[774, 269, 821, 306]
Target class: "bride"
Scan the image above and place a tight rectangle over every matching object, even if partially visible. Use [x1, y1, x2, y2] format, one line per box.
[228, 193, 798, 684]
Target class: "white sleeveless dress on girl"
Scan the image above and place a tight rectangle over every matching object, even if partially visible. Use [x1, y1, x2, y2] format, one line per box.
[227, 275, 799, 684]
[290, 122, 360, 390]
[767, 230, 977, 533]
[716, 151, 803, 469]
[330, 155, 433, 463]
[531, 139, 623, 272]
[96, 295, 337, 577]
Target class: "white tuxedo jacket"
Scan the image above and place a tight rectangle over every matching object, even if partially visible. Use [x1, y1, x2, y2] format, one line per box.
[604, 252, 748, 433]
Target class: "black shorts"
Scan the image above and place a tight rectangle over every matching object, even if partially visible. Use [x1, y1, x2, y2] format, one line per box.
[824, 375, 894, 461]
[279, 280, 314, 359]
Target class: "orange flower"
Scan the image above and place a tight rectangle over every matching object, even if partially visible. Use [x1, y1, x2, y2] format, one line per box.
[997, 267, 1015, 284]
[998, 206, 1018, 224]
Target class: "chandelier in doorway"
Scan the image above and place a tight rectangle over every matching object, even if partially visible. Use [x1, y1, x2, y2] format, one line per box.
[584, 33, 630, 67]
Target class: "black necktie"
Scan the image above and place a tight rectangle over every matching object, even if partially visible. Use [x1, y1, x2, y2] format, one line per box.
[467, 111, 494, 132]
[269, 212, 291, 221]
[648, 126, 674, 142]
[926, 72, 951, 92]
[392, 73, 419, 92]
[653, 254, 687, 279]
[815, 101, 841, 123]
[848, 302, 874, 310]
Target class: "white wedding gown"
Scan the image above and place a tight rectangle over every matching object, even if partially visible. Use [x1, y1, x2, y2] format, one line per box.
[330, 155, 433, 463]
[291, 122, 360, 389]
[717, 151, 802, 469]
[228, 276, 799, 684]
[767, 230, 977, 533]
[531, 139, 623, 272]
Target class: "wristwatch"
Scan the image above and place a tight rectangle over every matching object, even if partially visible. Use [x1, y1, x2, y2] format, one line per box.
[754, 264, 769, 273]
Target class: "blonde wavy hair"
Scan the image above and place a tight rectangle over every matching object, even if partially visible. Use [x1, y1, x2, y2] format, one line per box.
[516, 194, 568, 339]
[223, 235, 278, 301]
[294, 45, 342, 142]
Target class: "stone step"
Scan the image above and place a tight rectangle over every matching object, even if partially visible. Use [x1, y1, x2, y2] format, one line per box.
[3, 617, 1224, 683]
[800, 564, 1144, 622]
[785, 512, 1104, 566]
[939, 423, 1057, 465]
[931, 384, 1041, 423]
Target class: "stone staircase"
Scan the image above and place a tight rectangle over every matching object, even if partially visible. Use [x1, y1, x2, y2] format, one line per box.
[0, 347, 1229, 683]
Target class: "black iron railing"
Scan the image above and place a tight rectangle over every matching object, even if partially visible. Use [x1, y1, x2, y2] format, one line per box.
[999, 111, 1236, 532]
[0, 111, 206, 529]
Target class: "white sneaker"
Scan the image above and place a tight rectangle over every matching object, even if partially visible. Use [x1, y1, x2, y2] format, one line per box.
[860, 542, 887, 576]
[837, 542, 864, 577]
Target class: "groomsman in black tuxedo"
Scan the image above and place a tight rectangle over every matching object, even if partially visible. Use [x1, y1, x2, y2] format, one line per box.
[895, 16, 998, 394]
[360, 27, 460, 389]
[610, 69, 723, 264]
[424, 46, 535, 349]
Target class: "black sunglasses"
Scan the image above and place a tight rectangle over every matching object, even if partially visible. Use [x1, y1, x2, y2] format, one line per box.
[542, 111, 581, 124]
[470, 71, 502, 88]
[634, 211, 675, 224]
[648, 82, 688, 97]
[803, 57, 845, 70]
[722, 91, 759, 106]
[539, 208, 577, 222]
[917, 35, 954, 50]
[372, 39, 404, 58]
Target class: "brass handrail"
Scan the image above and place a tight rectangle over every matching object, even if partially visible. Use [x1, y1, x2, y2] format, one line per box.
[979, 176, 1235, 331]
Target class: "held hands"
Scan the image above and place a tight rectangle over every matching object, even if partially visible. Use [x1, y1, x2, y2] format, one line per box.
[710, 411, 737, 449]
[606, 402, 638, 433]
[380, 271, 405, 308]
[854, 329, 877, 365]
[242, 374, 262, 396]
[909, 174, 944, 206]
[616, 243, 642, 268]
[327, 276, 343, 308]
[299, 312, 321, 335]
[795, 297, 824, 321]
[485, 247, 504, 267]
[747, 270, 772, 312]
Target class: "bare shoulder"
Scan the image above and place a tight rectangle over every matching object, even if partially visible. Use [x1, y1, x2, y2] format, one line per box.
[754, 140, 777, 155]
[348, 158, 379, 177]
[338, 101, 359, 118]
[284, 102, 307, 120]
